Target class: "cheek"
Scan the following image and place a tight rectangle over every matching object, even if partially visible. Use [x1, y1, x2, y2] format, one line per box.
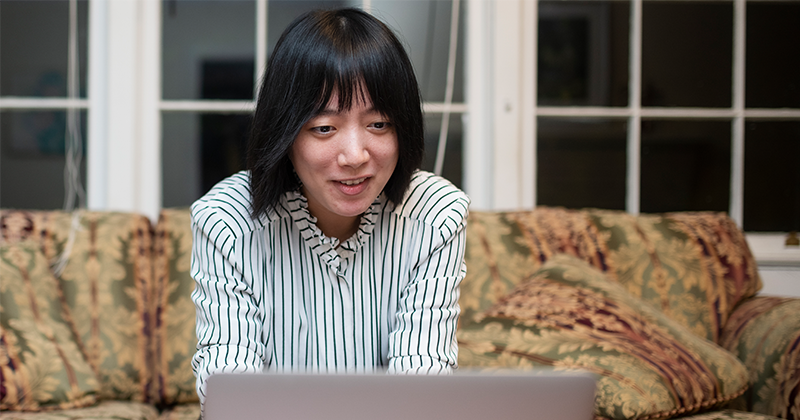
[376, 136, 400, 166]
[291, 138, 322, 169]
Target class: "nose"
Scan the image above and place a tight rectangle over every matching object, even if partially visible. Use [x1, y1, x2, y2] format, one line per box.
[337, 130, 370, 168]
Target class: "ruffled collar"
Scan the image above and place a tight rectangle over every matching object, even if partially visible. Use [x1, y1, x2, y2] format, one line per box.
[284, 189, 381, 266]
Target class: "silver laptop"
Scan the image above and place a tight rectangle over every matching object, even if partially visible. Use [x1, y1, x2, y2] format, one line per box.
[203, 370, 597, 420]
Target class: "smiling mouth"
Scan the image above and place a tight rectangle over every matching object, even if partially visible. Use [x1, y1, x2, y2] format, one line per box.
[339, 177, 367, 186]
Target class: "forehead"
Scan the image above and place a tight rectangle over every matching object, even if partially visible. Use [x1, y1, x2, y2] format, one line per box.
[319, 86, 374, 113]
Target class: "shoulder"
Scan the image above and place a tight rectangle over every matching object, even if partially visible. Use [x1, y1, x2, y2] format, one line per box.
[190, 171, 288, 238]
[392, 170, 470, 233]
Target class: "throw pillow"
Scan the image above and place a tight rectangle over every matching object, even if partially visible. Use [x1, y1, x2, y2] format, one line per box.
[457, 254, 749, 420]
[0, 241, 99, 411]
[586, 210, 762, 343]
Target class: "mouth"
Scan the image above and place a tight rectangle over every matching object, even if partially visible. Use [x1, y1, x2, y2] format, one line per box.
[338, 177, 368, 186]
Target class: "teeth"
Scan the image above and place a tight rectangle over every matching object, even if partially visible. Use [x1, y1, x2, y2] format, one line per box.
[340, 177, 366, 186]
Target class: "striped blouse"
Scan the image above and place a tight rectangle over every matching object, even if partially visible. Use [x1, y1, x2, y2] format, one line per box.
[190, 170, 470, 402]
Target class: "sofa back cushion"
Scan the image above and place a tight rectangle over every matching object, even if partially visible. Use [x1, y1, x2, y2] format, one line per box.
[461, 208, 762, 343]
[152, 208, 199, 405]
[458, 254, 750, 420]
[0, 241, 99, 411]
[0, 210, 154, 402]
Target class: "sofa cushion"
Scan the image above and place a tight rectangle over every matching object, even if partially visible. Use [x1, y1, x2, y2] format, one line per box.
[152, 209, 199, 405]
[0, 400, 159, 419]
[0, 241, 99, 411]
[457, 254, 750, 420]
[0, 210, 155, 403]
[461, 209, 762, 344]
[156, 403, 201, 420]
[678, 410, 782, 419]
[720, 296, 800, 419]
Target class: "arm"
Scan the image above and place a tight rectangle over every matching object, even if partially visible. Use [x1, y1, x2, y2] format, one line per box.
[387, 203, 469, 374]
[720, 295, 800, 418]
[190, 204, 268, 403]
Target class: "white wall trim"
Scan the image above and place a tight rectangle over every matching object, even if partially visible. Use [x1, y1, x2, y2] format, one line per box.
[139, 0, 161, 222]
[90, 0, 161, 221]
[491, 0, 523, 211]
[87, 0, 108, 211]
[521, 0, 536, 209]
[465, 0, 494, 210]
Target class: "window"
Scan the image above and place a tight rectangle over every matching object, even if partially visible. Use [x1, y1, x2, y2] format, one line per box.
[3, 0, 796, 267]
[473, 0, 799, 266]
[0, 0, 88, 210]
[479, 0, 799, 231]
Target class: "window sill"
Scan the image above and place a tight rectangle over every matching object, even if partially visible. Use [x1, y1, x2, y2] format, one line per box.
[746, 233, 800, 268]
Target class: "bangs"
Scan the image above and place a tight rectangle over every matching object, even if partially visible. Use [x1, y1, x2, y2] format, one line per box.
[313, 75, 373, 114]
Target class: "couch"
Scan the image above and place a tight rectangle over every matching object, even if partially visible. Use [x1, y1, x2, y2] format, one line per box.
[0, 207, 797, 420]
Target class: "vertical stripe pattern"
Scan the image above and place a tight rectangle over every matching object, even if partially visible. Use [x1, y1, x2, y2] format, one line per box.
[190, 170, 469, 403]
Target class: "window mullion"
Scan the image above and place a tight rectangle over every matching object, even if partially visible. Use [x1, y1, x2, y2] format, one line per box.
[730, 0, 746, 227]
[627, 0, 643, 215]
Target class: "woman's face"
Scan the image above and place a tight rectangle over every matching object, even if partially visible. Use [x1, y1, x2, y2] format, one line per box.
[290, 93, 399, 240]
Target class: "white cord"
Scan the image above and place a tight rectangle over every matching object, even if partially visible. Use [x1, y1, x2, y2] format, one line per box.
[433, 0, 460, 176]
[54, 0, 84, 277]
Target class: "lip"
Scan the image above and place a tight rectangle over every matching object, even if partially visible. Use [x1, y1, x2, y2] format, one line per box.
[333, 176, 371, 195]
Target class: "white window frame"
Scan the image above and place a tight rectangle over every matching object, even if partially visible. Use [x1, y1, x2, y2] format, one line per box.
[475, 0, 799, 266]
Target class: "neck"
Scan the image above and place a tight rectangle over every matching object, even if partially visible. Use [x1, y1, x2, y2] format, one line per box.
[316, 215, 360, 243]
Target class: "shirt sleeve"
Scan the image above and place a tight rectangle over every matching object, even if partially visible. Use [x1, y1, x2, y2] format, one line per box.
[190, 203, 268, 404]
[386, 199, 469, 374]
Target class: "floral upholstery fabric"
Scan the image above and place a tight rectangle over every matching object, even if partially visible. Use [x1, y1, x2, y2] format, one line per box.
[151, 209, 198, 405]
[0, 210, 153, 403]
[0, 401, 159, 420]
[587, 211, 761, 343]
[721, 297, 800, 420]
[458, 255, 750, 420]
[0, 242, 99, 411]
[679, 410, 781, 420]
[1, 206, 791, 420]
[460, 208, 609, 329]
[155, 403, 199, 420]
[461, 208, 762, 343]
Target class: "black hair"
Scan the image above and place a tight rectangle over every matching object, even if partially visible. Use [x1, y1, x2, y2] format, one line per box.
[247, 8, 424, 219]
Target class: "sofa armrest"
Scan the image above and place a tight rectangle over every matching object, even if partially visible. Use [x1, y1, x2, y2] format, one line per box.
[720, 296, 800, 419]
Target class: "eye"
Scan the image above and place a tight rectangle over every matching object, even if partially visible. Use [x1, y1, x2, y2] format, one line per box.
[369, 121, 392, 131]
[311, 125, 335, 134]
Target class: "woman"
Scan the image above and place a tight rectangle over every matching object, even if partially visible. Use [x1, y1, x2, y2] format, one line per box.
[190, 8, 469, 403]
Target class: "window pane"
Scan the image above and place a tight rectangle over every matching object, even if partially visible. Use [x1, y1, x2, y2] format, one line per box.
[162, 112, 250, 208]
[537, 118, 627, 210]
[162, 0, 256, 100]
[421, 113, 463, 189]
[266, 1, 463, 103]
[640, 120, 731, 213]
[0, 110, 87, 209]
[744, 121, 800, 232]
[370, 0, 466, 103]
[538, 1, 629, 107]
[0, 1, 88, 98]
[746, 2, 800, 109]
[641, 1, 732, 108]
[266, 1, 348, 55]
